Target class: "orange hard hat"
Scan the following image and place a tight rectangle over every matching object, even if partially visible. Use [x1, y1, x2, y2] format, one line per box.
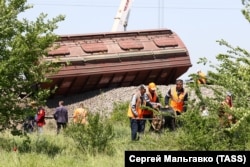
[148, 82, 156, 90]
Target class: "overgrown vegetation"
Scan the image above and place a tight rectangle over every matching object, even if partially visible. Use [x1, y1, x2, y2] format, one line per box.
[0, 0, 250, 166]
[177, 0, 250, 151]
[0, 98, 250, 166]
[64, 113, 115, 156]
[110, 102, 130, 125]
[0, 0, 64, 133]
[0, 133, 64, 157]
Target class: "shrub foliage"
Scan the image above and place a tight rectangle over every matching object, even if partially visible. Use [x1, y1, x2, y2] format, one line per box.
[179, 0, 250, 150]
[65, 113, 115, 155]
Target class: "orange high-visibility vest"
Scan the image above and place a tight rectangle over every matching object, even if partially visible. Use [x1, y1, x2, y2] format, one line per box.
[73, 108, 88, 124]
[142, 91, 158, 115]
[127, 93, 144, 119]
[127, 105, 143, 119]
[169, 87, 187, 113]
[197, 72, 206, 84]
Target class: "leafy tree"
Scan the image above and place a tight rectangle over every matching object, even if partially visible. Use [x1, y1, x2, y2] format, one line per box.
[180, 0, 250, 150]
[0, 0, 64, 133]
[242, 0, 250, 22]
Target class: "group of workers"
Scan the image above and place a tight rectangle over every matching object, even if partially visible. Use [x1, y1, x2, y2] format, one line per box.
[127, 69, 238, 141]
[127, 79, 188, 141]
[24, 101, 88, 135]
[27, 69, 238, 140]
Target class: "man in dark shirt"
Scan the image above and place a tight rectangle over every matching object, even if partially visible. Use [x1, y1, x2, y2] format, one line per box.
[53, 100, 68, 134]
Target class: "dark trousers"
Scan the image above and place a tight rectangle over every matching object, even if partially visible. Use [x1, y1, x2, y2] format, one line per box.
[56, 122, 67, 134]
[130, 118, 145, 141]
[161, 108, 176, 131]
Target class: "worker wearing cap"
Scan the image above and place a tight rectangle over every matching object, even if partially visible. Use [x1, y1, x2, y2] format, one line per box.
[127, 84, 148, 141]
[143, 82, 161, 131]
[197, 69, 206, 84]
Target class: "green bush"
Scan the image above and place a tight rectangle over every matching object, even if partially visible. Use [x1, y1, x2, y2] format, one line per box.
[0, 137, 15, 152]
[17, 135, 63, 157]
[110, 102, 130, 126]
[32, 138, 61, 157]
[65, 113, 115, 156]
[177, 109, 223, 150]
[178, 83, 250, 151]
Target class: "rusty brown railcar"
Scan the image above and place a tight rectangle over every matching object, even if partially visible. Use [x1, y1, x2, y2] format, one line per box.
[41, 29, 192, 97]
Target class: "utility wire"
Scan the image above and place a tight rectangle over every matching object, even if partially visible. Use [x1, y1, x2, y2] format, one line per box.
[30, 3, 241, 10]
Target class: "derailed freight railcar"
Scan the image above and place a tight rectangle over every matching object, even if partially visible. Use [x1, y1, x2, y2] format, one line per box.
[41, 29, 192, 97]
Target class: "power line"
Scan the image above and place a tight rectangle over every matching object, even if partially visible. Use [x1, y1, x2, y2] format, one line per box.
[30, 3, 241, 10]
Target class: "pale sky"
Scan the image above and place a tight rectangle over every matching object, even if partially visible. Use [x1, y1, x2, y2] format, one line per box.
[21, 0, 250, 80]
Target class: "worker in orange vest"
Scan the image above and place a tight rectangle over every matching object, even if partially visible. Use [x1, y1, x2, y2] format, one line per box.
[143, 82, 161, 131]
[197, 69, 206, 84]
[165, 79, 188, 115]
[127, 84, 148, 141]
[73, 103, 88, 125]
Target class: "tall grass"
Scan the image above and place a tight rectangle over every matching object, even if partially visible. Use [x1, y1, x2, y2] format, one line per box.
[1, 101, 250, 167]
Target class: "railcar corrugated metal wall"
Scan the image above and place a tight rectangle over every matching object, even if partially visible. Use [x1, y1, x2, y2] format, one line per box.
[41, 29, 192, 97]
